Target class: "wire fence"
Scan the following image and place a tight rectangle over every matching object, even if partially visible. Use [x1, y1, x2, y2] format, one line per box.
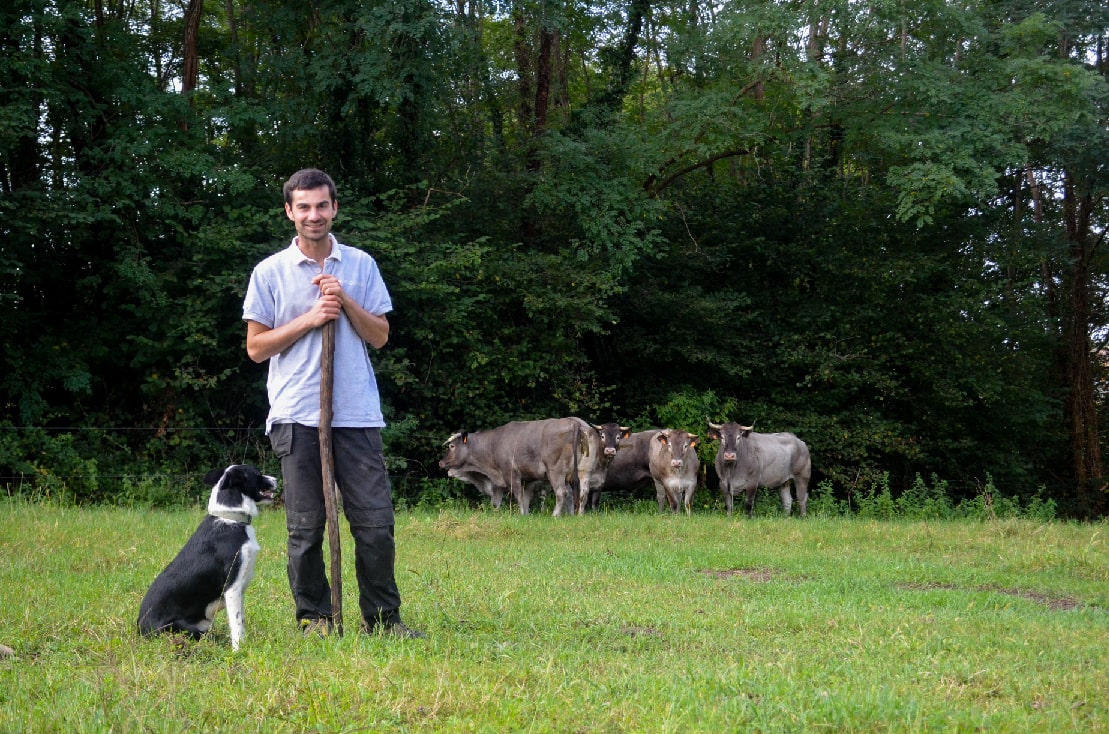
[0, 424, 446, 494]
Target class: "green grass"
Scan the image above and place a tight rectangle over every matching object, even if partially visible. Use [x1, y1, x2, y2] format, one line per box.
[2, 500, 1107, 732]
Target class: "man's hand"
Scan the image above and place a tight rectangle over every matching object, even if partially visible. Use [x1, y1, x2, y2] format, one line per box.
[312, 273, 390, 349]
[313, 274, 345, 305]
[311, 274, 344, 324]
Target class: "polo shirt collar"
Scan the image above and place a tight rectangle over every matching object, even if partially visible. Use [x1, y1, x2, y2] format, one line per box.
[285, 234, 342, 265]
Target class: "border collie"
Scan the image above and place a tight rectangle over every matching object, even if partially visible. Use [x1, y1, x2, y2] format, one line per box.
[137, 464, 276, 650]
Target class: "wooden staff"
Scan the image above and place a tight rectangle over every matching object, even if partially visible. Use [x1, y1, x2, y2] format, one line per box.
[319, 319, 343, 636]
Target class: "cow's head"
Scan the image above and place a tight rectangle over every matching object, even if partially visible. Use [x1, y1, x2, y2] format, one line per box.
[707, 420, 753, 464]
[438, 431, 470, 470]
[656, 429, 699, 467]
[592, 423, 631, 458]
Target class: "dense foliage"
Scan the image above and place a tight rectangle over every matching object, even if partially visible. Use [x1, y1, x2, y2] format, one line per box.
[2, 0, 1107, 515]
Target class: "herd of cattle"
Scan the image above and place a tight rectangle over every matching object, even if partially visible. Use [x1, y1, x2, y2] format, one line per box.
[438, 418, 812, 517]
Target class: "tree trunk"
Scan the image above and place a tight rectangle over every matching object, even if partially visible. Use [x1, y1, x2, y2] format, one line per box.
[179, 0, 203, 131]
[182, 0, 202, 94]
[534, 25, 552, 147]
[1060, 172, 1105, 517]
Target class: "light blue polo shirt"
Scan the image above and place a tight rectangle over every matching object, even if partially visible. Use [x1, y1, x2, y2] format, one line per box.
[243, 235, 392, 434]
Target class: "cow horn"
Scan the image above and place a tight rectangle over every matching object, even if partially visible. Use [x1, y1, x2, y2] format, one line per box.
[707, 418, 722, 430]
[444, 431, 466, 445]
[739, 424, 754, 432]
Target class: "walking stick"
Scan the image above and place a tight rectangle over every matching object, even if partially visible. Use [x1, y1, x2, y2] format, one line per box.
[319, 319, 343, 636]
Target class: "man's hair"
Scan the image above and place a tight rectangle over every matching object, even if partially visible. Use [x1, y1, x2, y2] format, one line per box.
[283, 168, 337, 205]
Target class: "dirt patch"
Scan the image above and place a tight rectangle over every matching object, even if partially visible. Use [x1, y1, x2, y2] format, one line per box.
[621, 626, 663, 638]
[899, 582, 1082, 611]
[987, 587, 1082, 611]
[701, 567, 777, 583]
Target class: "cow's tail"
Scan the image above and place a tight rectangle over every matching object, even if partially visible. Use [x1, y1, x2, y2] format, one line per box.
[571, 423, 582, 514]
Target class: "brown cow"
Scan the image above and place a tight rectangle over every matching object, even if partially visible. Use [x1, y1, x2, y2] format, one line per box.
[647, 429, 700, 514]
[439, 418, 603, 516]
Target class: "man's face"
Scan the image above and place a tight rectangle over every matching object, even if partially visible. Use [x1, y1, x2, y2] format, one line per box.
[285, 185, 337, 247]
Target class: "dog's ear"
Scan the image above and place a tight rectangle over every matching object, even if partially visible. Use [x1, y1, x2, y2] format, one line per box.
[203, 467, 226, 487]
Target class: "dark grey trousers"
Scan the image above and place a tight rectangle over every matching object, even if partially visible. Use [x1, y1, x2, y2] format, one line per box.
[269, 423, 402, 627]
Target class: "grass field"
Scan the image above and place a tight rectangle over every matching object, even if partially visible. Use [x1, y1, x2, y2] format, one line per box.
[1, 500, 1107, 732]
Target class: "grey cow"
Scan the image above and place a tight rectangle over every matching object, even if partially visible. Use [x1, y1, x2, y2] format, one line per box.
[587, 429, 658, 511]
[574, 423, 629, 514]
[707, 420, 812, 517]
[647, 429, 700, 514]
[439, 418, 606, 516]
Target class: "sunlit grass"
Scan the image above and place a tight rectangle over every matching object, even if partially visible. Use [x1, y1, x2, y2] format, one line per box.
[1, 500, 1106, 732]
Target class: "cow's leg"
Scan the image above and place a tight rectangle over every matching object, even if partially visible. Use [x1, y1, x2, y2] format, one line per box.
[795, 478, 809, 517]
[746, 487, 757, 518]
[549, 478, 572, 517]
[576, 474, 590, 516]
[511, 474, 530, 515]
[654, 481, 668, 512]
[683, 482, 694, 514]
[664, 482, 680, 514]
[779, 482, 793, 516]
[722, 483, 734, 516]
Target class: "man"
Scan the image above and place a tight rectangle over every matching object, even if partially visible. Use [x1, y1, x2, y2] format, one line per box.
[242, 168, 422, 639]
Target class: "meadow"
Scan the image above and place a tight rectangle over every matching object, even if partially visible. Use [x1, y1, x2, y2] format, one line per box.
[1, 499, 1107, 733]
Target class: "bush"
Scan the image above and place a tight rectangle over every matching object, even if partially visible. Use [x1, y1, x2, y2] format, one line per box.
[807, 479, 850, 517]
[853, 472, 897, 519]
[0, 427, 99, 504]
[895, 474, 955, 519]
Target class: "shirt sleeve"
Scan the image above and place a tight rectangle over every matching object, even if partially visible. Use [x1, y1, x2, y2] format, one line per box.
[361, 257, 393, 317]
[242, 265, 276, 327]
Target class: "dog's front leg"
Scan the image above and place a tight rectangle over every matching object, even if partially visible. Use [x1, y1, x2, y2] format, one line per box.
[224, 590, 245, 651]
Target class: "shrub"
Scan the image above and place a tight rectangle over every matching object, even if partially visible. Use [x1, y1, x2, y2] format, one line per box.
[853, 472, 897, 519]
[807, 479, 850, 517]
[895, 474, 955, 519]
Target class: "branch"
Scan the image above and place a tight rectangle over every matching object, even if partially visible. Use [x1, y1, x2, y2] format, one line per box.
[645, 147, 754, 197]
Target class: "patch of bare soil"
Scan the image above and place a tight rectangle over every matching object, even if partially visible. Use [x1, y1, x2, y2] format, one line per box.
[899, 582, 1082, 611]
[700, 568, 777, 583]
[621, 626, 663, 638]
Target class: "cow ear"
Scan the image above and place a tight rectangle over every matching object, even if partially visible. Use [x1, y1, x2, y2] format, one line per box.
[690, 437, 699, 448]
[621, 429, 631, 439]
[461, 432, 469, 443]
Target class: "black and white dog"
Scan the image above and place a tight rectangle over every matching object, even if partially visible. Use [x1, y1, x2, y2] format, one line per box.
[137, 464, 276, 650]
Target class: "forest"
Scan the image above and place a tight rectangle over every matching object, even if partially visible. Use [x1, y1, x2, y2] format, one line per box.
[1, 0, 1107, 516]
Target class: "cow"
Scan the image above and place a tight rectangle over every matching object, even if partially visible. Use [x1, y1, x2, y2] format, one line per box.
[707, 420, 812, 517]
[586, 429, 657, 510]
[575, 422, 630, 513]
[438, 418, 604, 516]
[443, 460, 508, 509]
[647, 429, 700, 514]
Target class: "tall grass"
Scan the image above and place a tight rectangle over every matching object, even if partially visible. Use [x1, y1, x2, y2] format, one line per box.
[1, 499, 1106, 732]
